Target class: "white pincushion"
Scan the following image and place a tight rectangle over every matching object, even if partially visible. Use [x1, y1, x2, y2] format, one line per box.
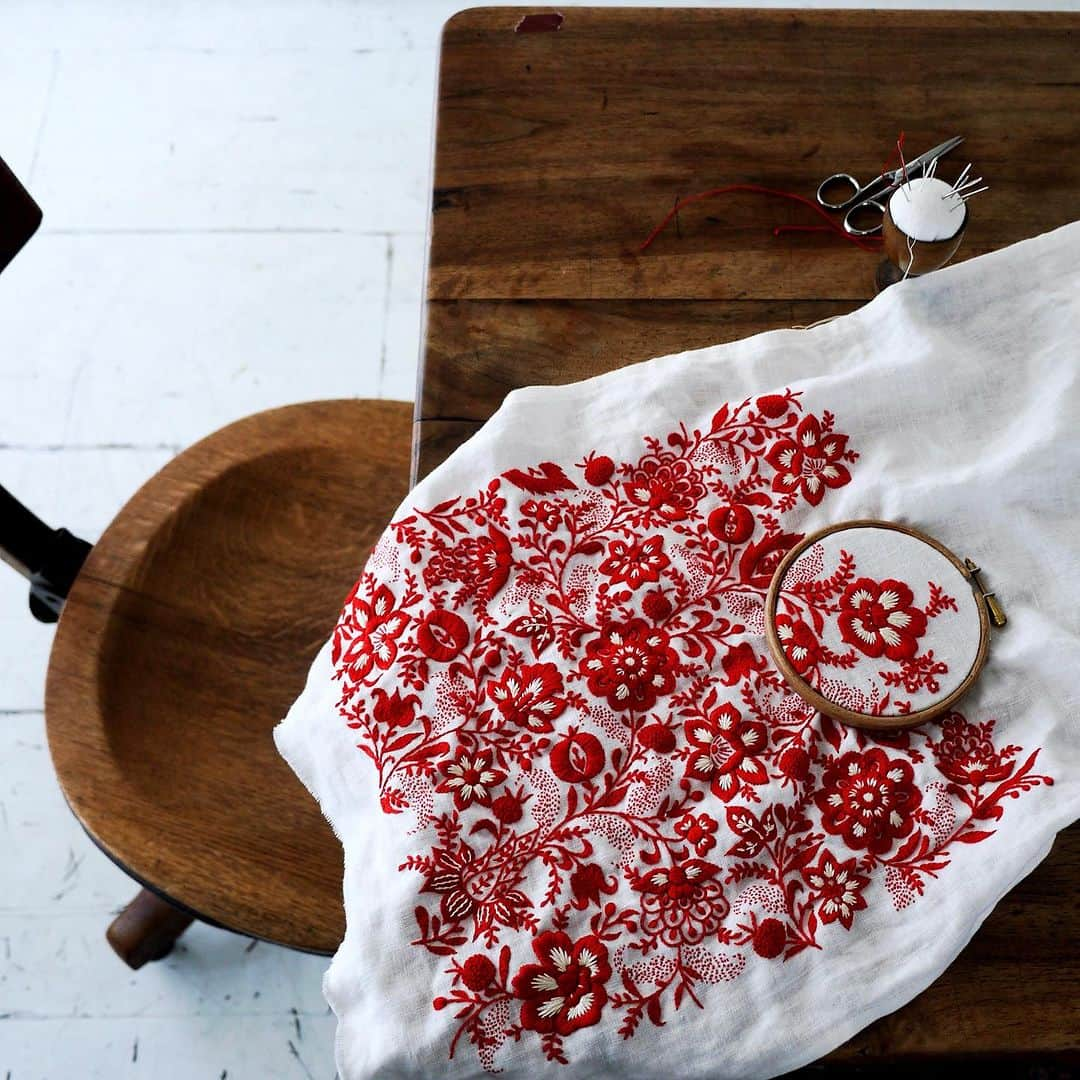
[888, 176, 966, 241]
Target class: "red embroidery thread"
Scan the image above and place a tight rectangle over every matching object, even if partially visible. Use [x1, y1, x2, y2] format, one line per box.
[332, 391, 1052, 1071]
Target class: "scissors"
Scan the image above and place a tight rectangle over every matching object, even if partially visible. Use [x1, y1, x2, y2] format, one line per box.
[816, 136, 964, 237]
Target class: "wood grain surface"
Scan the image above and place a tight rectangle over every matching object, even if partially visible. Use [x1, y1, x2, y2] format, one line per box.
[418, 6, 1079, 479]
[45, 400, 413, 955]
[419, 6, 1080, 1061]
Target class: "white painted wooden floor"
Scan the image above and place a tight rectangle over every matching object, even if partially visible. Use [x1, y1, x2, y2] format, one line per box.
[0, 1, 1072, 1077]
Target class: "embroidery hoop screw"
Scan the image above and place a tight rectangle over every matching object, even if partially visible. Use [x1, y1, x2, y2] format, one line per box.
[964, 558, 1007, 628]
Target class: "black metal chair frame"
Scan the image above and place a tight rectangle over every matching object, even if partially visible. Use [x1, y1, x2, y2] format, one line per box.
[1, 154, 91, 621]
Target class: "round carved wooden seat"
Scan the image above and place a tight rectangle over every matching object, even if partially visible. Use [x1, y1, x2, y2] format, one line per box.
[44, 399, 412, 961]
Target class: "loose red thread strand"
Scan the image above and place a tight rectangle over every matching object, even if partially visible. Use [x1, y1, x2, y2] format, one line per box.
[638, 183, 884, 254]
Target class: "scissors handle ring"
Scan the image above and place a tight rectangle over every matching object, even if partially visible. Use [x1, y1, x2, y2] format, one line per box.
[816, 172, 862, 211]
[842, 198, 887, 237]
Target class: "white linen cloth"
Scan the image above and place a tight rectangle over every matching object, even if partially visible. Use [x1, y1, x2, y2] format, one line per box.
[276, 221, 1080, 1079]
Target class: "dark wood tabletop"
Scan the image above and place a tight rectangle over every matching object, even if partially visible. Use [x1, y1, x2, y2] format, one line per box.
[418, 6, 1079, 1064]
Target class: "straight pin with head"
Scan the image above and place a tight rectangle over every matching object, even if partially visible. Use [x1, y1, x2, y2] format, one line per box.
[953, 176, 984, 192]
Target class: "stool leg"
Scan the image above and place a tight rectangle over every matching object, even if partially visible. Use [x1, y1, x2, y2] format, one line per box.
[106, 888, 194, 969]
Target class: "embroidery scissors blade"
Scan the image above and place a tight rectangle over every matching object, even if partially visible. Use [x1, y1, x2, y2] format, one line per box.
[815, 136, 965, 237]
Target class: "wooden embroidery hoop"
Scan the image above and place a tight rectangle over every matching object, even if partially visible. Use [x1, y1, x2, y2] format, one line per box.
[764, 519, 991, 732]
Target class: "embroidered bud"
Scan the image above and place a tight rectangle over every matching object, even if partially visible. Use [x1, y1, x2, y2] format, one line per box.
[550, 731, 605, 784]
[638, 723, 676, 754]
[756, 393, 789, 419]
[708, 504, 755, 545]
[642, 587, 672, 621]
[416, 608, 470, 662]
[752, 918, 787, 959]
[461, 954, 496, 992]
[491, 793, 523, 824]
[432, 996, 449, 1010]
[779, 746, 810, 782]
[583, 454, 615, 487]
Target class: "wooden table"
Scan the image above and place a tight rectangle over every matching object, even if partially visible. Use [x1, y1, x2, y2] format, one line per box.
[417, 7, 1079, 1065]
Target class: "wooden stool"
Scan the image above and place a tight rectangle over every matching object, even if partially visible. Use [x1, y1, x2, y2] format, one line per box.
[40, 399, 412, 965]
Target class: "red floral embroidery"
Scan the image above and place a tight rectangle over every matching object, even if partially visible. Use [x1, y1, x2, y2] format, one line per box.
[708, 503, 755, 545]
[623, 451, 707, 521]
[683, 700, 769, 802]
[803, 852, 869, 930]
[775, 546, 962, 712]
[739, 532, 802, 590]
[815, 749, 922, 855]
[330, 390, 1052, 1072]
[929, 713, 1021, 788]
[774, 615, 822, 676]
[767, 414, 851, 506]
[513, 931, 611, 1036]
[839, 578, 928, 661]
[582, 619, 679, 712]
[599, 535, 670, 589]
[416, 607, 470, 662]
[549, 730, 606, 784]
[437, 748, 506, 811]
[632, 861, 729, 947]
[332, 583, 408, 684]
[487, 662, 567, 733]
[674, 812, 719, 856]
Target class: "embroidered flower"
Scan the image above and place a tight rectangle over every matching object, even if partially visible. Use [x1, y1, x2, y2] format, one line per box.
[487, 662, 567, 733]
[931, 713, 1017, 788]
[513, 931, 611, 1036]
[674, 812, 719, 856]
[623, 452, 707, 521]
[333, 583, 409, 685]
[838, 577, 928, 661]
[582, 619, 679, 712]
[774, 614, 822, 676]
[522, 499, 562, 531]
[633, 860, 729, 947]
[641, 586, 672, 621]
[778, 745, 811, 782]
[815, 748, 922, 855]
[802, 851, 869, 930]
[767, 414, 851, 506]
[327, 392, 1057, 1074]
[436, 748, 506, 811]
[756, 393, 791, 419]
[598, 535, 670, 589]
[683, 702, 769, 802]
